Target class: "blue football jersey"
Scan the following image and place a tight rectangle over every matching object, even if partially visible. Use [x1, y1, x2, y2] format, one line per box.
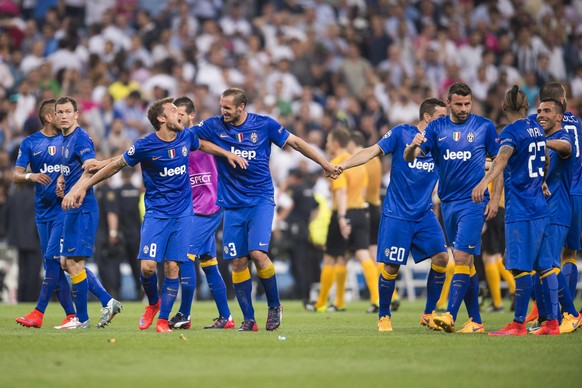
[62, 126, 98, 213]
[530, 111, 582, 195]
[16, 132, 63, 222]
[195, 114, 290, 208]
[378, 124, 437, 220]
[123, 128, 200, 217]
[419, 114, 499, 202]
[563, 112, 582, 196]
[499, 118, 548, 222]
[545, 129, 574, 226]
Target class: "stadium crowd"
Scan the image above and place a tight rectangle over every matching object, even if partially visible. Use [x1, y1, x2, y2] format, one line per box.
[1, 0, 582, 303]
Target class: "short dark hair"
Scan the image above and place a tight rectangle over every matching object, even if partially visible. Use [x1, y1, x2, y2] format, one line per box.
[349, 131, 366, 147]
[503, 85, 529, 113]
[540, 97, 565, 115]
[173, 96, 196, 114]
[55, 96, 78, 112]
[447, 82, 472, 101]
[539, 82, 565, 100]
[221, 88, 247, 107]
[147, 97, 174, 131]
[39, 98, 56, 125]
[419, 98, 446, 120]
[539, 82, 567, 111]
[330, 128, 350, 148]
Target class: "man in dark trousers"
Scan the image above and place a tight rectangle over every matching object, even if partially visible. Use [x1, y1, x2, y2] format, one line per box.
[7, 184, 42, 302]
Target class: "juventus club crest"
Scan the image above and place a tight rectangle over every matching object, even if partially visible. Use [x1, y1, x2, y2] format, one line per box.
[452, 132, 461, 141]
[467, 132, 475, 142]
[64, 148, 69, 158]
[168, 149, 176, 158]
[48, 146, 56, 155]
[250, 132, 258, 143]
[182, 146, 187, 156]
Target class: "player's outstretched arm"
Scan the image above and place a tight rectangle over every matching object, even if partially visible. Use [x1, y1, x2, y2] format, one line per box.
[199, 140, 248, 169]
[472, 145, 513, 204]
[83, 156, 116, 173]
[546, 139, 572, 159]
[286, 134, 340, 178]
[62, 156, 128, 210]
[339, 144, 382, 173]
[13, 166, 52, 185]
[403, 133, 426, 162]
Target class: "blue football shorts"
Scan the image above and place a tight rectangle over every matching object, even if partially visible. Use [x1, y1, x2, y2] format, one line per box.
[564, 195, 582, 251]
[61, 210, 98, 258]
[37, 214, 63, 264]
[377, 211, 447, 265]
[441, 198, 486, 255]
[222, 199, 274, 260]
[505, 217, 553, 272]
[138, 215, 192, 263]
[189, 208, 223, 260]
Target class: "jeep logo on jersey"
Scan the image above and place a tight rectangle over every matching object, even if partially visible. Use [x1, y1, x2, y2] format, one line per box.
[182, 146, 187, 156]
[452, 132, 461, 141]
[231, 147, 256, 160]
[61, 165, 71, 175]
[251, 132, 258, 143]
[160, 165, 187, 177]
[48, 146, 56, 155]
[467, 132, 475, 142]
[168, 149, 176, 159]
[39, 163, 61, 173]
[443, 149, 472, 161]
[408, 160, 435, 172]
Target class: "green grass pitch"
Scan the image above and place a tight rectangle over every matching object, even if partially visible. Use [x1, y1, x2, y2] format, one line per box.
[1, 300, 581, 387]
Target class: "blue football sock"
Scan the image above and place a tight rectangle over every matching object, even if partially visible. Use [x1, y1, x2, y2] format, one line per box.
[86, 268, 112, 306]
[141, 271, 159, 305]
[561, 262, 578, 299]
[36, 259, 61, 313]
[532, 273, 547, 321]
[379, 272, 396, 318]
[178, 260, 196, 318]
[513, 273, 533, 323]
[71, 271, 89, 322]
[541, 271, 559, 321]
[463, 273, 482, 324]
[159, 277, 180, 320]
[447, 272, 470, 321]
[258, 276, 280, 308]
[557, 270, 578, 316]
[425, 267, 446, 314]
[202, 262, 231, 318]
[234, 279, 254, 321]
[56, 269, 75, 315]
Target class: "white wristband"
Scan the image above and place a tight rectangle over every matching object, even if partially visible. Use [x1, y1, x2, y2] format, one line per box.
[25, 173, 32, 181]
